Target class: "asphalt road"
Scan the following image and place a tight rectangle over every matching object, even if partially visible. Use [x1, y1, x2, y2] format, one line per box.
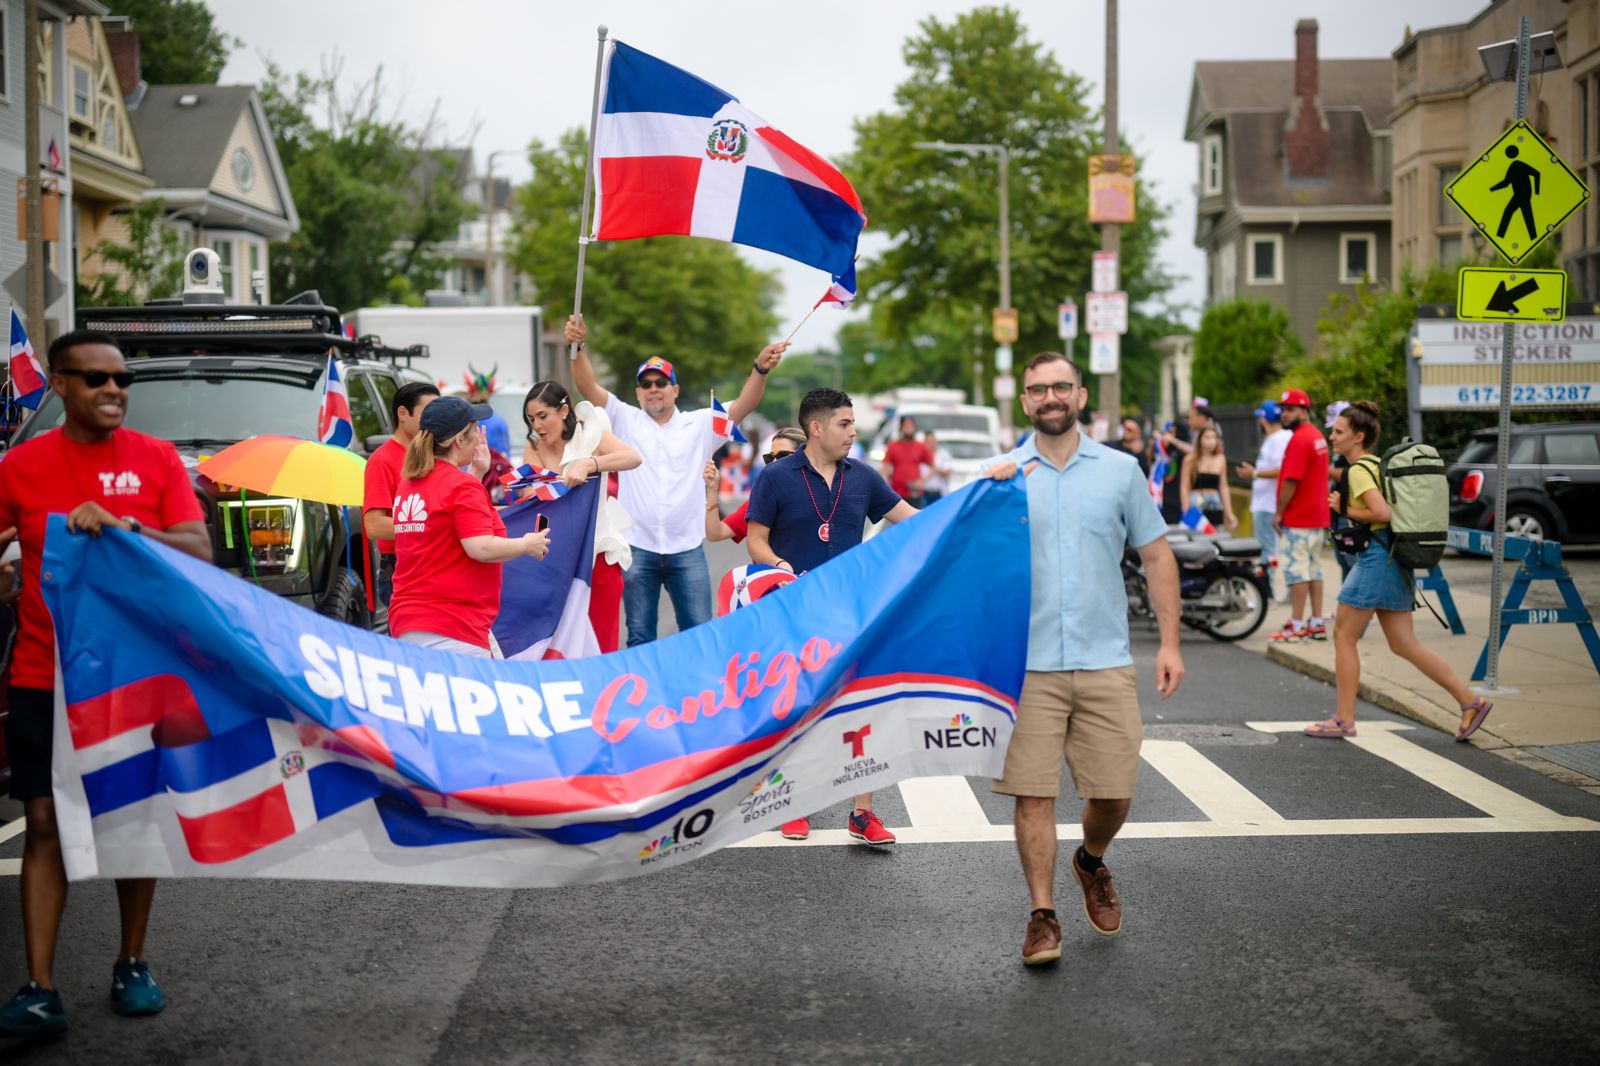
[3, 567, 1598, 1065]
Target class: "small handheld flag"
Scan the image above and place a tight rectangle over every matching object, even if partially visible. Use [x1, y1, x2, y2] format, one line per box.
[499, 464, 572, 503]
[710, 391, 748, 444]
[8, 308, 46, 410]
[813, 263, 857, 311]
[1180, 505, 1217, 536]
[317, 353, 354, 448]
[1149, 423, 1171, 505]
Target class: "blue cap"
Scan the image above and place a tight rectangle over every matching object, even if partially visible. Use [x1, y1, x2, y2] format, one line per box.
[1254, 400, 1282, 423]
[418, 395, 493, 440]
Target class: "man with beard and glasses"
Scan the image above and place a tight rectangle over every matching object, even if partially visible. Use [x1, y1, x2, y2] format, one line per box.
[745, 387, 917, 845]
[0, 331, 211, 1035]
[984, 352, 1184, 968]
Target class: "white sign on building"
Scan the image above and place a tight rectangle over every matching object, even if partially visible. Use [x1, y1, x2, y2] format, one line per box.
[1410, 318, 1600, 410]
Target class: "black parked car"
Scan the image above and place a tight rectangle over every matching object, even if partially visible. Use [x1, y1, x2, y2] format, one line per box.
[1447, 422, 1600, 543]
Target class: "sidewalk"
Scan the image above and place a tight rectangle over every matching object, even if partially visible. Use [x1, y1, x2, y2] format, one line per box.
[1238, 550, 1600, 797]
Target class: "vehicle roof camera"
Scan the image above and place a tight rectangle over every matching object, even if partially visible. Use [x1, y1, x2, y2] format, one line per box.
[183, 247, 226, 306]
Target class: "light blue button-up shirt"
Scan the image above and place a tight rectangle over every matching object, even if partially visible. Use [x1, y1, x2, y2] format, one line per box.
[1003, 433, 1168, 672]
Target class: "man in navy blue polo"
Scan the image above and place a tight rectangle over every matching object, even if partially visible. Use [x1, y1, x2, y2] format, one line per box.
[746, 386, 916, 844]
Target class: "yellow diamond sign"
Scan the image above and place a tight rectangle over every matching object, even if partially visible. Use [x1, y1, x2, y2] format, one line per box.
[1456, 267, 1567, 323]
[1446, 120, 1589, 264]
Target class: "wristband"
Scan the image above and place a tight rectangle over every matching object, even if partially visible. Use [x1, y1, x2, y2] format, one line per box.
[753, 361, 769, 376]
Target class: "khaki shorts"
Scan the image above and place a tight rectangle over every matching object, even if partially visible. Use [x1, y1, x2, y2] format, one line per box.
[992, 667, 1142, 800]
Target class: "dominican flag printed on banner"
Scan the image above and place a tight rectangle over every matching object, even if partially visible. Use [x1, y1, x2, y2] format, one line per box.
[317, 354, 354, 448]
[493, 478, 602, 661]
[9, 308, 46, 409]
[1180, 505, 1217, 536]
[593, 40, 866, 278]
[710, 392, 747, 444]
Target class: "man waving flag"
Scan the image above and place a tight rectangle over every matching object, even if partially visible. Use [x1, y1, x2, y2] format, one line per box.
[592, 40, 866, 278]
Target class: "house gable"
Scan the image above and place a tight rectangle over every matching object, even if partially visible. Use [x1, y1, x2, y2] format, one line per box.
[209, 105, 282, 216]
[65, 16, 143, 175]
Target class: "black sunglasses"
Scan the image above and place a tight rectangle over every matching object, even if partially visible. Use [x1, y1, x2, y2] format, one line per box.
[57, 368, 135, 388]
[762, 449, 796, 464]
[637, 377, 673, 390]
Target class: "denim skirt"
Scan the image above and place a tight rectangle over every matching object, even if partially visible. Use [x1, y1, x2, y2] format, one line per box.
[1336, 533, 1414, 612]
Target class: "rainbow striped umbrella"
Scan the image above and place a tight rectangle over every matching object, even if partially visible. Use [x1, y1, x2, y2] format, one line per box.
[196, 435, 367, 507]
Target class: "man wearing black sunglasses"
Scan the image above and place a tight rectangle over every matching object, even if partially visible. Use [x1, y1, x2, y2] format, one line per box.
[0, 330, 211, 1036]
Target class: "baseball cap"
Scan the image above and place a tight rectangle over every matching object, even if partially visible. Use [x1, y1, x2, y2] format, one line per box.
[1324, 400, 1352, 428]
[1191, 395, 1212, 411]
[1254, 400, 1282, 423]
[1279, 387, 1311, 409]
[635, 356, 677, 385]
[419, 395, 494, 440]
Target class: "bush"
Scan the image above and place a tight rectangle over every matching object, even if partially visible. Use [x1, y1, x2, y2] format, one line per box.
[1192, 300, 1302, 405]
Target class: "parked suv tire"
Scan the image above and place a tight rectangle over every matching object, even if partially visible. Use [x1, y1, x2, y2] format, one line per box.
[1503, 505, 1551, 541]
[319, 570, 372, 630]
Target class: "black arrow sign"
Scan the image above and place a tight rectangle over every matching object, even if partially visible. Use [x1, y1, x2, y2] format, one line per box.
[1486, 277, 1541, 314]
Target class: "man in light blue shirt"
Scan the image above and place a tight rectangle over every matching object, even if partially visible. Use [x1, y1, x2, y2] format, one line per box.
[985, 351, 1183, 967]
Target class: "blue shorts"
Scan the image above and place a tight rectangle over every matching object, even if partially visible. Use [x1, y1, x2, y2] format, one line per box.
[1337, 534, 1415, 612]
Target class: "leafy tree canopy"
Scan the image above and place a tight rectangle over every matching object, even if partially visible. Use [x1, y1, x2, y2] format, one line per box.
[119, 0, 237, 85]
[1192, 299, 1303, 407]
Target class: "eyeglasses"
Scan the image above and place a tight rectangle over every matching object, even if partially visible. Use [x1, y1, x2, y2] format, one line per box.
[762, 449, 796, 464]
[637, 377, 672, 390]
[1024, 382, 1078, 400]
[56, 368, 135, 388]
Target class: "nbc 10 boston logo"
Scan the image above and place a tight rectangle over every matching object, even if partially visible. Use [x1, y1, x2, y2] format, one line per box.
[739, 768, 795, 824]
[923, 713, 998, 750]
[637, 809, 716, 866]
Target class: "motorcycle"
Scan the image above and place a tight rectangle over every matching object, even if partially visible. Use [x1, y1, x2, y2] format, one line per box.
[1123, 528, 1272, 642]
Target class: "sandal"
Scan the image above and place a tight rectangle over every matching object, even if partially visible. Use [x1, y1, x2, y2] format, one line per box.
[1304, 717, 1357, 739]
[1455, 697, 1494, 742]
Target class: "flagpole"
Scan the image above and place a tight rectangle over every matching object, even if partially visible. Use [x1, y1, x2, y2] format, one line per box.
[782, 303, 821, 347]
[570, 24, 609, 361]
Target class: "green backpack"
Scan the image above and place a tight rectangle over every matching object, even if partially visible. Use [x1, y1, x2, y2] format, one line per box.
[1379, 438, 1449, 569]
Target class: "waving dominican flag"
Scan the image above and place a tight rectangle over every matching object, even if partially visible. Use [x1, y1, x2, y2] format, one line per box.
[813, 262, 857, 311]
[9, 308, 46, 409]
[494, 478, 602, 661]
[592, 40, 866, 278]
[1180, 505, 1217, 536]
[1149, 426, 1170, 505]
[317, 354, 354, 448]
[710, 391, 747, 444]
[500, 464, 572, 504]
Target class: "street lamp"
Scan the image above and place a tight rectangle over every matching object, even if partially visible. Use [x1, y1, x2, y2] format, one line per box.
[912, 140, 1012, 438]
[483, 149, 518, 306]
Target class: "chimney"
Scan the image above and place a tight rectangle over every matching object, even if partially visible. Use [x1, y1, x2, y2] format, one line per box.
[1285, 18, 1330, 180]
[102, 18, 143, 102]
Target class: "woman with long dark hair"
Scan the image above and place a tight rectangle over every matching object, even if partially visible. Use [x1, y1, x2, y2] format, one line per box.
[1180, 425, 1236, 530]
[521, 380, 641, 654]
[1305, 401, 1492, 740]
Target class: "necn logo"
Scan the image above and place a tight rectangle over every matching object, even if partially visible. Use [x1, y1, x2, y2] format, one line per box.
[637, 808, 715, 865]
[924, 711, 997, 750]
[740, 768, 794, 824]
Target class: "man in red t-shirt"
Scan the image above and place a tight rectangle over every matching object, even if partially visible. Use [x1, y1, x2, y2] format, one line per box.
[882, 416, 933, 504]
[362, 381, 439, 605]
[1268, 388, 1332, 644]
[0, 331, 211, 1036]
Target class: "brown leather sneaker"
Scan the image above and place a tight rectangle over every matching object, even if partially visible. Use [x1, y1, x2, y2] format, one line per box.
[1022, 910, 1062, 966]
[1071, 851, 1123, 936]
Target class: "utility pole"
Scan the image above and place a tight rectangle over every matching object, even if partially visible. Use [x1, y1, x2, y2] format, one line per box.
[24, 0, 46, 342]
[1098, 0, 1121, 418]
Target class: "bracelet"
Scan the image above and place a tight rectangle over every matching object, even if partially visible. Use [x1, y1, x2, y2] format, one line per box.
[591, 456, 601, 476]
[575, 341, 585, 351]
[753, 361, 769, 376]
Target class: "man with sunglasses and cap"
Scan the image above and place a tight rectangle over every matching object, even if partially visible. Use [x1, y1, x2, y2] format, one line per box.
[1267, 387, 1332, 643]
[0, 330, 212, 1036]
[565, 313, 788, 645]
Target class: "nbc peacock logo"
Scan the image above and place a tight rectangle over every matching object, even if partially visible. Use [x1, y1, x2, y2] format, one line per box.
[749, 769, 783, 796]
[392, 493, 428, 534]
[741, 768, 794, 824]
[950, 713, 973, 727]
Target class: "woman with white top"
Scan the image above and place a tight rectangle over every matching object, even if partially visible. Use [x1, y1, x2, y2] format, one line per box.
[520, 380, 642, 653]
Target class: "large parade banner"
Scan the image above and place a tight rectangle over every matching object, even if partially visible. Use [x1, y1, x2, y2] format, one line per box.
[43, 478, 1030, 887]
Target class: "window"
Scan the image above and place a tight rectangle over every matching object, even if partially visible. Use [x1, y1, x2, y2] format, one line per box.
[1247, 233, 1282, 285]
[1438, 234, 1463, 267]
[1544, 433, 1600, 467]
[1437, 165, 1462, 226]
[232, 148, 256, 192]
[1584, 77, 1591, 161]
[213, 238, 234, 298]
[369, 373, 398, 433]
[1512, 436, 1539, 465]
[343, 371, 384, 449]
[1340, 233, 1376, 283]
[1202, 133, 1223, 195]
[71, 64, 90, 119]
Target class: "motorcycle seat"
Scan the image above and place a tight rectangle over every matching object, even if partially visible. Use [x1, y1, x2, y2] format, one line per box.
[1169, 540, 1217, 566]
[1211, 536, 1262, 557]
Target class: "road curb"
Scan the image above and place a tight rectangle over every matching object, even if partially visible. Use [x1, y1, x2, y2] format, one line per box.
[1263, 643, 1600, 794]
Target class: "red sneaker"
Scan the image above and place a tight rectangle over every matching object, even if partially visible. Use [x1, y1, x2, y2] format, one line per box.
[847, 809, 896, 846]
[779, 817, 810, 840]
[1307, 620, 1328, 641]
[1266, 620, 1307, 644]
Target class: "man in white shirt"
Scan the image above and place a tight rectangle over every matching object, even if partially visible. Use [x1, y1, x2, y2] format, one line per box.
[566, 314, 788, 645]
[1234, 400, 1291, 602]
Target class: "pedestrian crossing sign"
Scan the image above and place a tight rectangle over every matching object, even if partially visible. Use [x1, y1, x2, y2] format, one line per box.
[1446, 120, 1589, 265]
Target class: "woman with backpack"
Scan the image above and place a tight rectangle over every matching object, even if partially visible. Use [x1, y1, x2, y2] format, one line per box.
[1304, 401, 1494, 741]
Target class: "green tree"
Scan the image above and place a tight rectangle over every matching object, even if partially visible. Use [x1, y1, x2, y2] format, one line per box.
[1191, 300, 1303, 405]
[260, 63, 477, 312]
[77, 198, 187, 307]
[118, 0, 237, 85]
[509, 129, 780, 392]
[844, 5, 1173, 413]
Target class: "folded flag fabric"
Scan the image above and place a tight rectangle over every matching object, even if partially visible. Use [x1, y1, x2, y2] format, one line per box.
[593, 39, 865, 279]
[813, 263, 857, 311]
[710, 391, 747, 444]
[499, 464, 571, 503]
[494, 478, 602, 661]
[317, 354, 354, 448]
[716, 563, 796, 616]
[9, 308, 46, 410]
[42, 478, 1029, 888]
[1180, 505, 1217, 535]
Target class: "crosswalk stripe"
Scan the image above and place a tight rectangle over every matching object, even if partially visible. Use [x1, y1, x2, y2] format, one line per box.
[1138, 740, 1284, 825]
[896, 775, 991, 828]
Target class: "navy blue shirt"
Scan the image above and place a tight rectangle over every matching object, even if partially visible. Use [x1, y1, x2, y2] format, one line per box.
[745, 450, 901, 574]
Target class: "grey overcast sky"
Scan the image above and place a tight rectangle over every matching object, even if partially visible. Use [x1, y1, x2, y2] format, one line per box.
[212, 0, 1482, 344]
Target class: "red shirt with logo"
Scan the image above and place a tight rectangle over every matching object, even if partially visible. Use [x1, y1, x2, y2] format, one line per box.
[1278, 422, 1332, 529]
[883, 439, 933, 498]
[362, 437, 407, 555]
[0, 427, 204, 690]
[388, 462, 506, 648]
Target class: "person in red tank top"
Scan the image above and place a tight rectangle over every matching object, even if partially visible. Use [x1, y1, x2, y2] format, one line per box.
[882, 415, 934, 503]
[361, 381, 440, 606]
[0, 331, 210, 1034]
[388, 396, 550, 656]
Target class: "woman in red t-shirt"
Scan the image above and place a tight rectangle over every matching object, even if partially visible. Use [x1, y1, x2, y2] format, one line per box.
[389, 397, 548, 657]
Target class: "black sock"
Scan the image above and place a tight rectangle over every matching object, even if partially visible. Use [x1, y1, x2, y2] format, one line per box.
[1076, 845, 1105, 874]
[1031, 908, 1057, 921]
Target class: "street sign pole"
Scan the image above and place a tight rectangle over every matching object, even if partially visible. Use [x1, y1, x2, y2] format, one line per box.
[1484, 16, 1532, 694]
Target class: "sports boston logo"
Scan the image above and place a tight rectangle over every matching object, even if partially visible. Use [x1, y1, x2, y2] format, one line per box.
[739, 768, 794, 824]
[833, 724, 890, 788]
[706, 119, 749, 163]
[923, 712, 997, 750]
[392, 493, 428, 534]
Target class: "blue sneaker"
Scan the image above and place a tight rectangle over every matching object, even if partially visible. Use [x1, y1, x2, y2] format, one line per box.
[0, 982, 66, 1037]
[110, 959, 165, 1017]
